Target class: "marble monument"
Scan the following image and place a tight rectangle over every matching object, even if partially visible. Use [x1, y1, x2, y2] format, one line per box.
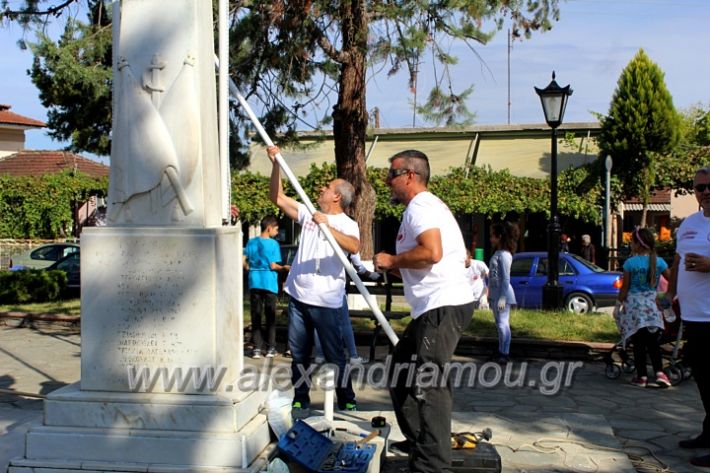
[9, 1, 270, 472]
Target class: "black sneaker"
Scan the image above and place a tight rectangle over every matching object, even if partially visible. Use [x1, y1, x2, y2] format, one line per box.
[291, 401, 310, 419]
[252, 349, 262, 359]
[338, 401, 357, 411]
[389, 440, 411, 456]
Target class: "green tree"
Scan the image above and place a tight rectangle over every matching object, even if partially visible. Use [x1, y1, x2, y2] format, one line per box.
[27, 1, 112, 155]
[599, 49, 680, 226]
[654, 104, 710, 194]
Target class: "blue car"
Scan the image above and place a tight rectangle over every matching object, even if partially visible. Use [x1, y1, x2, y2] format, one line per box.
[510, 252, 622, 314]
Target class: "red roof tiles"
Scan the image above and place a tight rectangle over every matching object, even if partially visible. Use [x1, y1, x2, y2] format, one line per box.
[626, 188, 671, 205]
[0, 150, 108, 179]
[0, 104, 45, 128]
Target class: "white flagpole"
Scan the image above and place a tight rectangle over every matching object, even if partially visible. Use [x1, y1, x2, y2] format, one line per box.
[218, 0, 230, 224]
[214, 57, 399, 347]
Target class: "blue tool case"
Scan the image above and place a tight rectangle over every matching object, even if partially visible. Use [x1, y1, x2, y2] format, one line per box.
[277, 420, 377, 473]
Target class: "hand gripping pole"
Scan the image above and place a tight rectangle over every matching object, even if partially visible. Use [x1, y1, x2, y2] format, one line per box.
[216, 57, 399, 347]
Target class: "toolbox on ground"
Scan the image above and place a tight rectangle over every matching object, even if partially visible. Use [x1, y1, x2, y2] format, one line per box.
[277, 420, 377, 473]
[450, 442, 502, 473]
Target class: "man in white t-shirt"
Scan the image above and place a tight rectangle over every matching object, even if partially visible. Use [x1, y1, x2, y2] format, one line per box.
[668, 165, 710, 468]
[267, 146, 359, 413]
[373, 149, 475, 473]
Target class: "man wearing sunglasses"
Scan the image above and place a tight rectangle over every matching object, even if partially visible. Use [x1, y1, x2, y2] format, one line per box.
[374, 149, 474, 473]
[266, 145, 359, 414]
[667, 165, 710, 467]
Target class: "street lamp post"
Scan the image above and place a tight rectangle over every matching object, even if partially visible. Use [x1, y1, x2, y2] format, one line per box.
[604, 155, 613, 254]
[535, 71, 573, 311]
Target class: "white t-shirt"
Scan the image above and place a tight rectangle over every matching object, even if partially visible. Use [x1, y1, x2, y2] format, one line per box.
[676, 211, 710, 322]
[284, 204, 359, 308]
[396, 192, 474, 318]
[466, 260, 489, 301]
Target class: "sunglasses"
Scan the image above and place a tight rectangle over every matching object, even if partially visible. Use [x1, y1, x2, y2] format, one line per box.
[695, 183, 710, 193]
[387, 168, 418, 180]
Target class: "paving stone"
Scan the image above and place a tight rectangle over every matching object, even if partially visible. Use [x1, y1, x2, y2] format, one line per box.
[1, 326, 703, 473]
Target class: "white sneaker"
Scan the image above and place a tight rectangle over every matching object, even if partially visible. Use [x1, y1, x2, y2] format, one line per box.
[349, 356, 368, 365]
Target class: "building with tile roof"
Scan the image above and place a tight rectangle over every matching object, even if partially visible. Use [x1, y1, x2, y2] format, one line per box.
[0, 150, 109, 179]
[0, 104, 45, 158]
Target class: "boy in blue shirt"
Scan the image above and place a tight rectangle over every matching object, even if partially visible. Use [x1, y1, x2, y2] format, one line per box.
[244, 215, 290, 358]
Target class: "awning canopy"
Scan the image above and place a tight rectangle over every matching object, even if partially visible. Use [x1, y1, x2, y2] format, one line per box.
[622, 203, 671, 212]
[245, 122, 601, 180]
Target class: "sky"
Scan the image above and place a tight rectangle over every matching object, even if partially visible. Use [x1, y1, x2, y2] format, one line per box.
[2, 0, 710, 159]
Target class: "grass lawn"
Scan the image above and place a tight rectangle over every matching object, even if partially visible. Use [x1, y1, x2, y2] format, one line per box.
[0, 298, 619, 343]
[0, 299, 81, 317]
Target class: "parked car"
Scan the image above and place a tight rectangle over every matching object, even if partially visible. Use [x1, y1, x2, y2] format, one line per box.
[9, 243, 79, 270]
[46, 251, 81, 289]
[510, 252, 622, 314]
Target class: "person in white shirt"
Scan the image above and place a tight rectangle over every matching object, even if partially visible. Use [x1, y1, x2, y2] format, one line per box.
[267, 146, 359, 413]
[465, 249, 489, 309]
[667, 165, 710, 468]
[374, 149, 474, 473]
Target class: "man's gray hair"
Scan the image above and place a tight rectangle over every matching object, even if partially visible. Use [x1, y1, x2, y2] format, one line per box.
[334, 179, 355, 209]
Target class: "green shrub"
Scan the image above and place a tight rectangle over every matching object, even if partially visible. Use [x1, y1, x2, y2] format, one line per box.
[0, 270, 68, 304]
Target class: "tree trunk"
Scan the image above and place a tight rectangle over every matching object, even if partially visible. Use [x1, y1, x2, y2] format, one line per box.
[332, 0, 376, 258]
[640, 205, 648, 228]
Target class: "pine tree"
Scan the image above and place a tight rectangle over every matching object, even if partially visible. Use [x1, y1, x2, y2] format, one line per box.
[228, 0, 559, 256]
[599, 49, 680, 226]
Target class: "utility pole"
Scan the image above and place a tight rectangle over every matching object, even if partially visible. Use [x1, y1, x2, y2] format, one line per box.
[507, 29, 511, 124]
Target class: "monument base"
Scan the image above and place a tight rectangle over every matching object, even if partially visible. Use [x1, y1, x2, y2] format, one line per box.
[9, 383, 271, 472]
[8, 225, 273, 472]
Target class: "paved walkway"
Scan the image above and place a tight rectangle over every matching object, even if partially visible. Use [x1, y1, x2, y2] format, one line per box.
[0, 322, 707, 472]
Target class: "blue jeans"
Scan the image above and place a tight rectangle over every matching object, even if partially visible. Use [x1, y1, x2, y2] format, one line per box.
[491, 303, 511, 356]
[314, 295, 358, 359]
[288, 297, 356, 408]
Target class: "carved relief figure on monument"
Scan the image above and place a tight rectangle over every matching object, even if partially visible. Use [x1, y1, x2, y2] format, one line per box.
[108, 53, 199, 224]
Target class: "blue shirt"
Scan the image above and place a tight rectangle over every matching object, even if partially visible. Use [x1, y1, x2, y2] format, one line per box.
[623, 255, 668, 293]
[245, 237, 281, 294]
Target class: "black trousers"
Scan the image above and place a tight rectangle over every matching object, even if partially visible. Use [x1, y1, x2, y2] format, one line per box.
[388, 302, 474, 473]
[630, 327, 662, 378]
[685, 321, 710, 437]
[250, 289, 277, 350]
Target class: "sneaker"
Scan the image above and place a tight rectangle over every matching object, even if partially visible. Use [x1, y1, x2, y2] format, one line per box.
[679, 435, 710, 449]
[655, 371, 671, 388]
[495, 354, 510, 364]
[291, 401, 310, 419]
[266, 348, 277, 358]
[389, 440, 411, 456]
[314, 356, 325, 365]
[252, 349, 262, 359]
[629, 376, 648, 387]
[339, 401, 357, 412]
[349, 356, 368, 365]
